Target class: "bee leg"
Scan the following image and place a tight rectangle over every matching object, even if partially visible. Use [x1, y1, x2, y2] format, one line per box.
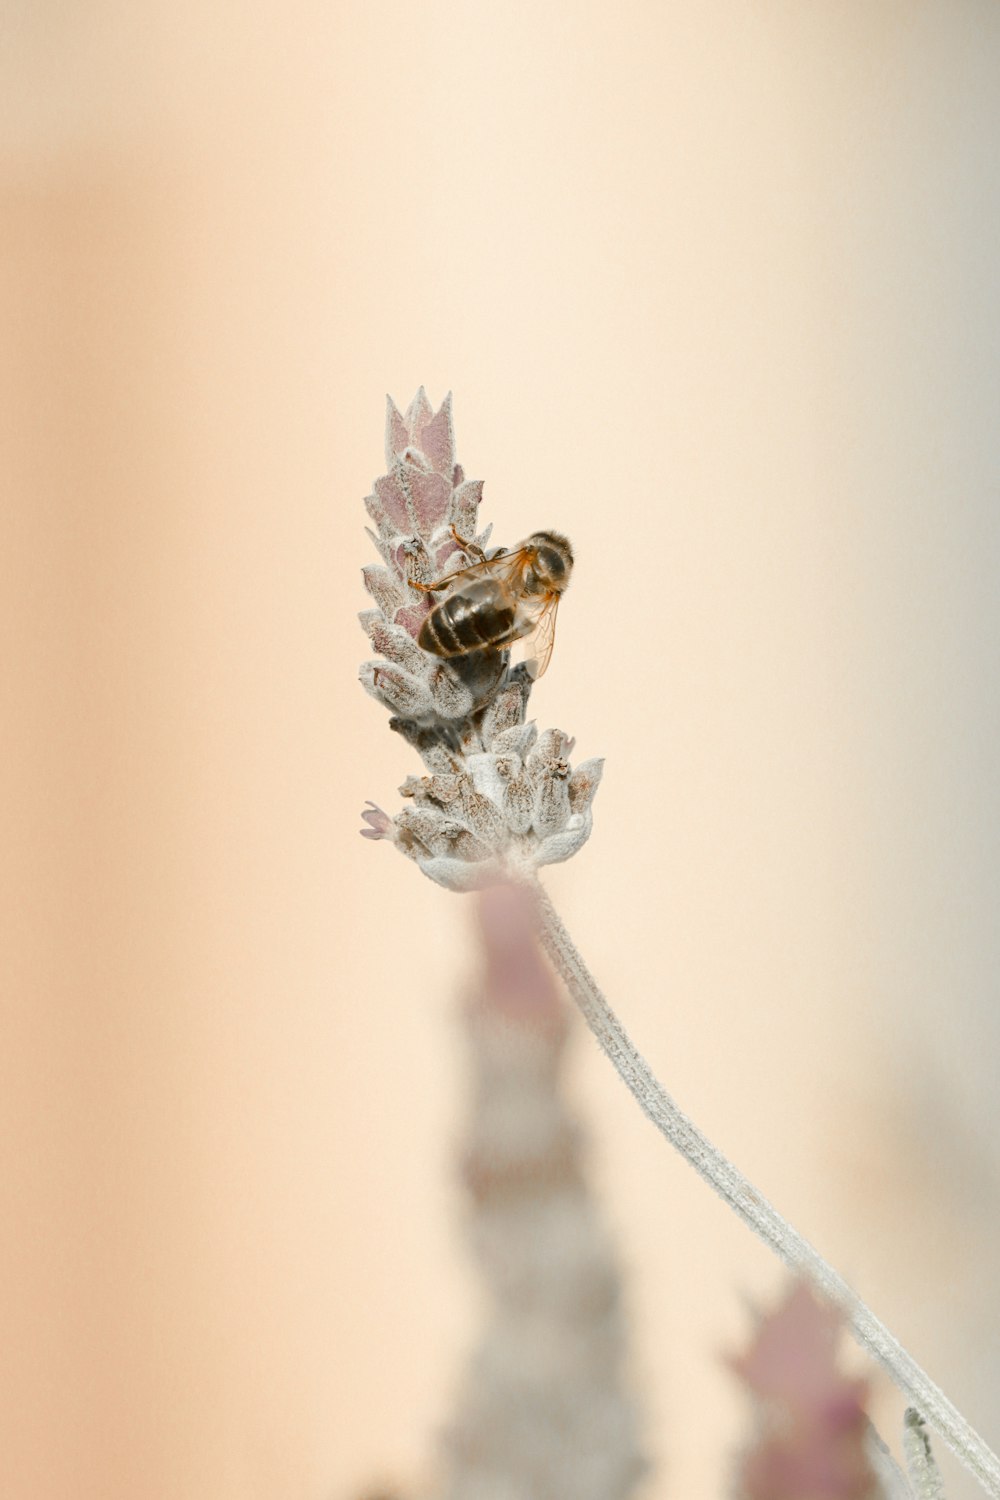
[408, 530, 485, 594]
[450, 525, 486, 562]
[410, 556, 476, 594]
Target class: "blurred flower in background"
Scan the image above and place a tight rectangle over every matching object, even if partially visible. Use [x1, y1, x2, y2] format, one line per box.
[729, 1281, 948, 1500]
[730, 1282, 877, 1500]
[359, 881, 647, 1500]
[439, 882, 646, 1499]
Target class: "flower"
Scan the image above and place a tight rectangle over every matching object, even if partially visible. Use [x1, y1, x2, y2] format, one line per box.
[438, 883, 647, 1500]
[730, 1281, 879, 1500]
[358, 387, 501, 741]
[359, 391, 602, 891]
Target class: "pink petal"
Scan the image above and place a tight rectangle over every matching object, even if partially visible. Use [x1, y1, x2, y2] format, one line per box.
[417, 393, 455, 476]
[360, 801, 393, 840]
[435, 535, 462, 569]
[731, 1282, 870, 1426]
[409, 470, 451, 534]
[384, 395, 408, 467]
[362, 564, 405, 618]
[364, 615, 425, 672]
[372, 472, 410, 530]
[394, 601, 430, 638]
[404, 386, 433, 437]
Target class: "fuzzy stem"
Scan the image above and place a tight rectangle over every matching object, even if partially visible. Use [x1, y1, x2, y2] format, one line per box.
[532, 882, 1000, 1499]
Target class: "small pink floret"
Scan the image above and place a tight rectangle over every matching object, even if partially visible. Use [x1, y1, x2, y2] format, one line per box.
[360, 802, 393, 841]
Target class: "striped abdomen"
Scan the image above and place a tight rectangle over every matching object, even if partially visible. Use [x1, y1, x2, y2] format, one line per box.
[419, 578, 518, 658]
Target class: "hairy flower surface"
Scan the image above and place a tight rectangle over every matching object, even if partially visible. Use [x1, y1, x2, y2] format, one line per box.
[359, 391, 602, 891]
[731, 1281, 880, 1500]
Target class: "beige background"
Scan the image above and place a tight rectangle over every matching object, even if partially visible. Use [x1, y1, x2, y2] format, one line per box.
[3, 2, 1000, 1497]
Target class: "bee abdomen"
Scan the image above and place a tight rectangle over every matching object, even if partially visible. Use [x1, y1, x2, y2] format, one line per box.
[419, 583, 516, 657]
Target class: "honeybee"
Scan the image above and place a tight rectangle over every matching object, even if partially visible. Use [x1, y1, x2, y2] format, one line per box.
[415, 528, 573, 680]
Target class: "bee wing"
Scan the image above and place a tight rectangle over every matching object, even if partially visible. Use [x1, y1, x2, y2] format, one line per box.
[429, 546, 525, 594]
[511, 593, 560, 680]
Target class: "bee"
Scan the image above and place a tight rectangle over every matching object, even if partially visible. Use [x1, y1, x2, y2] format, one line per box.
[415, 528, 573, 681]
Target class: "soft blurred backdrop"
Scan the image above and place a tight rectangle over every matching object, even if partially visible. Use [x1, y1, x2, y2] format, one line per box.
[3, 2, 999, 1497]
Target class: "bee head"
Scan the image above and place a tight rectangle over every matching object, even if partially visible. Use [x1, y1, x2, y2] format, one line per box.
[527, 531, 574, 593]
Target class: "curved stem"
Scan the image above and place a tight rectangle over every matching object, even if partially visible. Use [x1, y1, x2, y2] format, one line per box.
[533, 881, 1000, 1499]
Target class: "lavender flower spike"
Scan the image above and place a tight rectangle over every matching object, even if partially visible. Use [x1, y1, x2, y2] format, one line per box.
[357, 392, 1000, 1499]
[359, 390, 601, 891]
